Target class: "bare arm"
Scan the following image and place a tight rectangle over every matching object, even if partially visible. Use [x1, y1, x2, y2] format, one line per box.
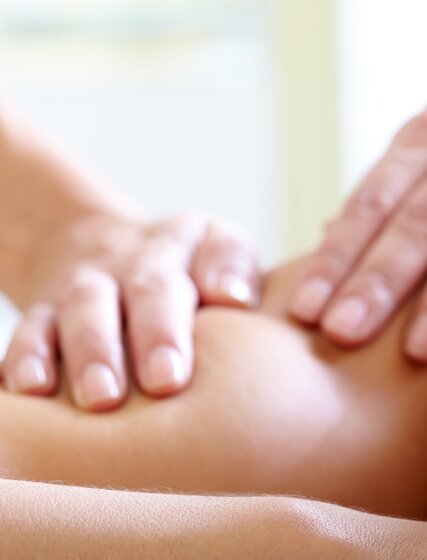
[0, 106, 122, 304]
[1, 479, 425, 559]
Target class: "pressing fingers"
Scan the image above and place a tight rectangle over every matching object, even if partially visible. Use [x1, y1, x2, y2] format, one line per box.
[57, 267, 126, 412]
[193, 222, 260, 308]
[2, 304, 57, 395]
[322, 175, 427, 346]
[289, 109, 427, 324]
[125, 258, 197, 397]
[405, 287, 427, 363]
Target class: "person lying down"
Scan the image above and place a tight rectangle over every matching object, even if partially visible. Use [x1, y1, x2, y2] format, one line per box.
[1, 256, 427, 558]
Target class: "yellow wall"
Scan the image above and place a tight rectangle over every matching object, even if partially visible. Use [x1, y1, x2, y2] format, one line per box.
[270, 0, 342, 255]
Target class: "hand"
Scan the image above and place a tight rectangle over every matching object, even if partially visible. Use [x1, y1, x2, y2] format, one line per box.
[0, 209, 259, 411]
[289, 109, 427, 361]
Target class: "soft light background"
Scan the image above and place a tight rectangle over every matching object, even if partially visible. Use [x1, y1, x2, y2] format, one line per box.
[1, 0, 427, 354]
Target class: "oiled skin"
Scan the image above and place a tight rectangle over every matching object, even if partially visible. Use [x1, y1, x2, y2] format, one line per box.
[1, 260, 427, 520]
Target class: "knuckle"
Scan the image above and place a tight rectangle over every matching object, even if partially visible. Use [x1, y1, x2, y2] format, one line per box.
[395, 200, 427, 247]
[71, 327, 119, 357]
[316, 243, 353, 279]
[126, 270, 171, 299]
[59, 281, 100, 309]
[349, 269, 395, 305]
[142, 235, 175, 254]
[345, 186, 395, 222]
[8, 334, 39, 356]
[7, 326, 49, 361]
[144, 325, 179, 348]
[58, 267, 116, 308]
[203, 235, 254, 267]
[162, 212, 206, 242]
[138, 236, 184, 267]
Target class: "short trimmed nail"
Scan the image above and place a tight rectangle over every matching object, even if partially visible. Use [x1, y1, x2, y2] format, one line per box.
[323, 297, 368, 339]
[290, 277, 333, 322]
[12, 356, 48, 393]
[75, 363, 120, 409]
[141, 345, 187, 394]
[207, 271, 254, 306]
[406, 314, 427, 360]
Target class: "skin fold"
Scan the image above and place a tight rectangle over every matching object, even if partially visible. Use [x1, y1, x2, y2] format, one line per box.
[1, 259, 427, 522]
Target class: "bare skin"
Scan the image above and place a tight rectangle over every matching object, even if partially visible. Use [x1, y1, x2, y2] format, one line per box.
[2, 479, 426, 559]
[0, 105, 259, 410]
[1, 259, 427, 523]
[290, 109, 427, 363]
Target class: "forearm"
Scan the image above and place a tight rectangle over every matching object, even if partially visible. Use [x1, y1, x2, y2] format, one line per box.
[0, 105, 131, 305]
[0, 479, 424, 560]
[0, 480, 301, 560]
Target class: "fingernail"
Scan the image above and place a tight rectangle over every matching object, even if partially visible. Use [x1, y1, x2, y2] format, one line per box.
[75, 363, 120, 409]
[406, 314, 427, 361]
[207, 271, 254, 306]
[141, 345, 187, 395]
[323, 297, 368, 340]
[290, 277, 333, 323]
[12, 356, 48, 393]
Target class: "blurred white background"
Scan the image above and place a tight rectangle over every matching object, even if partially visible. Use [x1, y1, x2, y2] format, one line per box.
[340, 0, 427, 192]
[1, 0, 427, 354]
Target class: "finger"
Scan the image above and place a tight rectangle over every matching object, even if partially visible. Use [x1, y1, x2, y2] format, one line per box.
[125, 249, 198, 397]
[404, 286, 427, 363]
[192, 221, 260, 308]
[57, 267, 126, 412]
[322, 176, 427, 346]
[289, 109, 427, 324]
[2, 304, 57, 395]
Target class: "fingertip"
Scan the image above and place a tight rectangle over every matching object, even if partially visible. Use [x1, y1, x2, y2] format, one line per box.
[201, 270, 258, 308]
[321, 296, 371, 345]
[14, 356, 48, 393]
[5, 355, 57, 396]
[137, 345, 190, 398]
[404, 314, 427, 365]
[73, 363, 125, 412]
[194, 222, 260, 309]
[404, 351, 427, 367]
[289, 277, 333, 324]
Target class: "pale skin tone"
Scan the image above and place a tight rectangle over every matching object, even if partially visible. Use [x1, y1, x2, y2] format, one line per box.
[2, 481, 426, 559]
[6, 108, 427, 412]
[0, 105, 259, 411]
[2, 260, 427, 557]
[3, 107, 427, 556]
[290, 108, 427, 363]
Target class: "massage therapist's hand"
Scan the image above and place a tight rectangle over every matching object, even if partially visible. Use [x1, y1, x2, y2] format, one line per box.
[289, 108, 427, 361]
[1, 209, 259, 411]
